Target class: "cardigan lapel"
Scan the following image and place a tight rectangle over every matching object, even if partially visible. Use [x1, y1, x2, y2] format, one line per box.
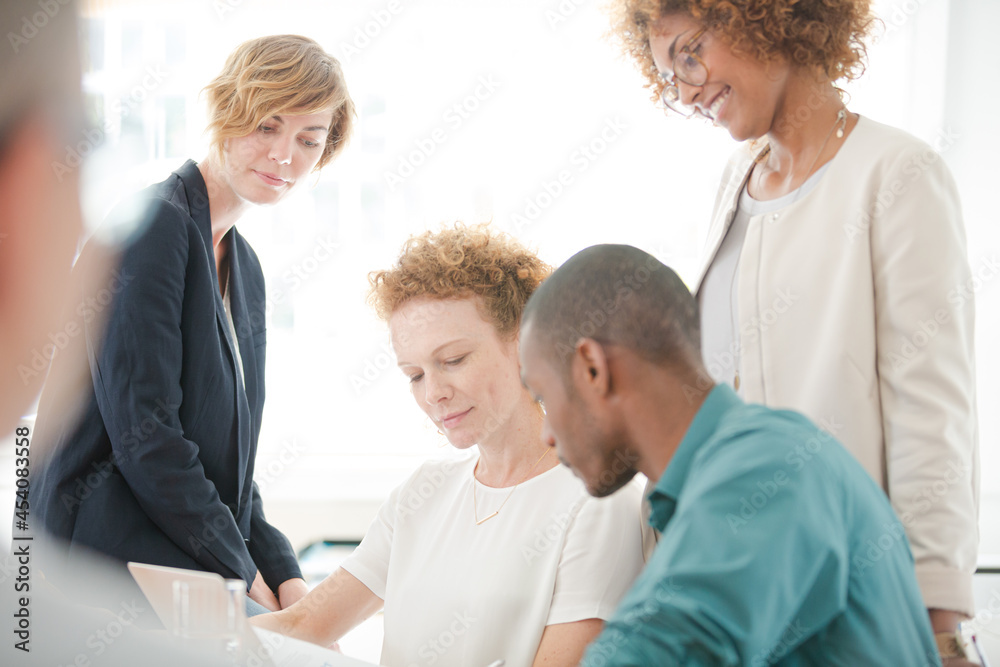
[691, 144, 767, 295]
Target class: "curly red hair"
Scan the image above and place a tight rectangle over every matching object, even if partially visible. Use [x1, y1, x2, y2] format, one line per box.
[368, 223, 551, 340]
[606, 0, 877, 104]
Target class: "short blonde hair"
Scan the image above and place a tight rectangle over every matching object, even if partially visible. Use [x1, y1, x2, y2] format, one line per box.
[203, 35, 355, 170]
[368, 223, 552, 340]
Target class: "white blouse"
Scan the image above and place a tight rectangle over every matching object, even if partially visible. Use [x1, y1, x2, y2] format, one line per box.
[341, 452, 646, 667]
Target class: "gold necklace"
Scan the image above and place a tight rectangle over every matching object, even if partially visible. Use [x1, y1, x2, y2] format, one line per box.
[473, 447, 552, 525]
[750, 109, 846, 201]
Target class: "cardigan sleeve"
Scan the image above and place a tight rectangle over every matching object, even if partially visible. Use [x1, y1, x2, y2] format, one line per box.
[91, 200, 257, 585]
[868, 139, 979, 615]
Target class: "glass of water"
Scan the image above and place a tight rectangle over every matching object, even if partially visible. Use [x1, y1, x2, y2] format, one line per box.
[171, 578, 248, 665]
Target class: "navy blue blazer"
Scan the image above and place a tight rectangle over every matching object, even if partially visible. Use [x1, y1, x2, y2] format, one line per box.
[32, 160, 300, 591]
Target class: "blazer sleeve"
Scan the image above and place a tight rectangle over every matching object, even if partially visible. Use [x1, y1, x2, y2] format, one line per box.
[248, 480, 303, 590]
[91, 201, 256, 585]
[869, 144, 979, 615]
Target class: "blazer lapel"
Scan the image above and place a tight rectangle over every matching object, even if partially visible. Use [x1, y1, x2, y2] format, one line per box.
[224, 228, 254, 502]
[178, 162, 254, 509]
[177, 161, 239, 386]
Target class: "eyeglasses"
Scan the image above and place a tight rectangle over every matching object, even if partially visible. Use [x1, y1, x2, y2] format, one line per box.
[659, 27, 709, 118]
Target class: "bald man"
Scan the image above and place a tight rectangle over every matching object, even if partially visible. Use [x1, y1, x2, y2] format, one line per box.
[519, 244, 950, 666]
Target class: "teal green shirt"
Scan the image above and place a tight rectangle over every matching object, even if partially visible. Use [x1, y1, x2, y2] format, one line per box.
[583, 385, 939, 667]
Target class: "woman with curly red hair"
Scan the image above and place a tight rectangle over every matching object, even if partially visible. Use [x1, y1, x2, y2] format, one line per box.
[252, 224, 646, 666]
[607, 0, 978, 664]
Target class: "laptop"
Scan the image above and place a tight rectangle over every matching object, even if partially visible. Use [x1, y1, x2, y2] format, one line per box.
[128, 562, 381, 667]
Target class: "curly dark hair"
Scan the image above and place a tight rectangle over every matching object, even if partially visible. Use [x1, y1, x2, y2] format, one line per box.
[368, 223, 552, 340]
[606, 0, 877, 104]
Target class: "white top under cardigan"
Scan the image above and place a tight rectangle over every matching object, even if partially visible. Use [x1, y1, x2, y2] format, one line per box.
[692, 114, 980, 616]
[699, 162, 831, 392]
[341, 452, 646, 667]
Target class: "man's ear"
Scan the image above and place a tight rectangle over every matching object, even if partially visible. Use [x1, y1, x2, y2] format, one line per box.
[572, 338, 612, 398]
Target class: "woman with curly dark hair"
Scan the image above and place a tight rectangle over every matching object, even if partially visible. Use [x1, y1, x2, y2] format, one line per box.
[607, 0, 979, 664]
[253, 224, 646, 666]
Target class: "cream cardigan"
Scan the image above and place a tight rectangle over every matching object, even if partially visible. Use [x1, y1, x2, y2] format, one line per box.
[692, 115, 980, 616]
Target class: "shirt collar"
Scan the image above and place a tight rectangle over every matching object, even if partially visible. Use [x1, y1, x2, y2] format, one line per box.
[647, 384, 742, 530]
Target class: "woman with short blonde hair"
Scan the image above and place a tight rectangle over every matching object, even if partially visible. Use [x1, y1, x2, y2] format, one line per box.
[203, 34, 354, 170]
[32, 35, 354, 615]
